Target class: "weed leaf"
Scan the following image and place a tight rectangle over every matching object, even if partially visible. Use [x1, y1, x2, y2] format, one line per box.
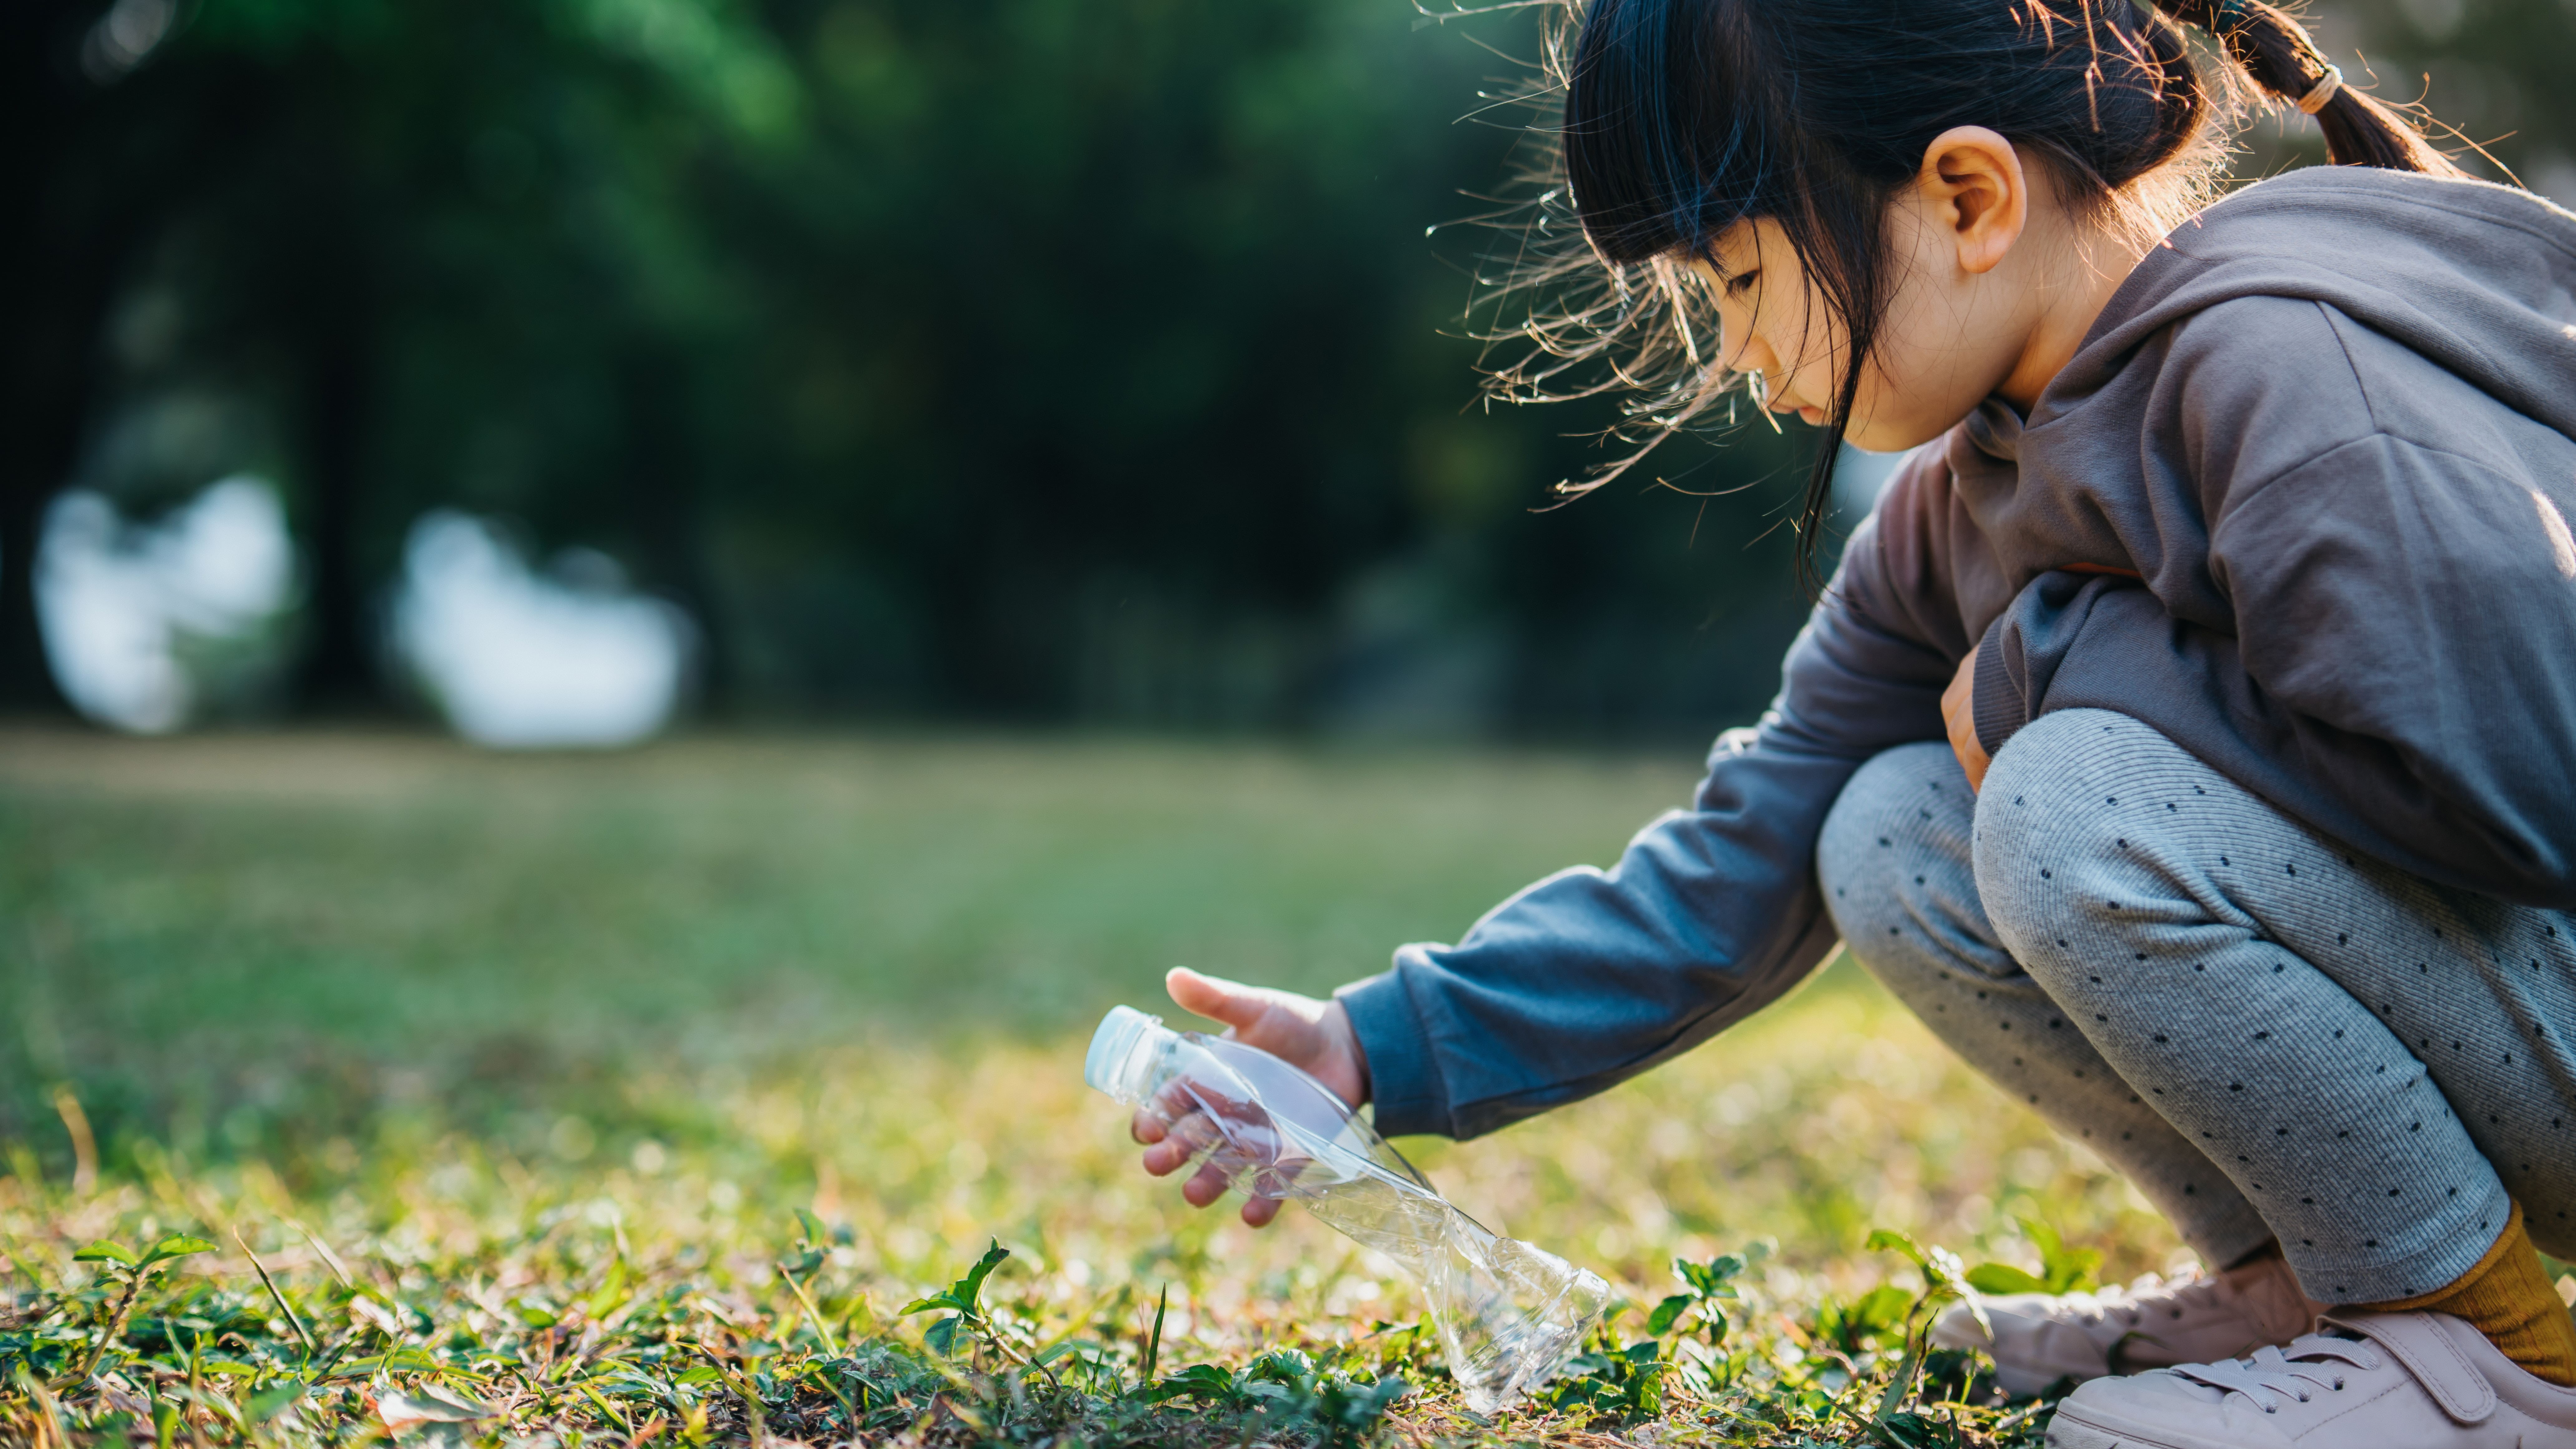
[1142, 1283, 1167, 1382]
[1645, 1293, 1693, 1337]
[377, 1388, 492, 1429]
[139, 1236, 216, 1268]
[955, 1239, 1009, 1307]
[1965, 1219, 2101, 1298]
[1674, 1252, 1748, 1299]
[1863, 1227, 1927, 1268]
[1964, 1262, 2052, 1295]
[1143, 1363, 1237, 1404]
[898, 1239, 1010, 1322]
[2022, 1217, 2103, 1294]
[920, 1315, 967, 1356]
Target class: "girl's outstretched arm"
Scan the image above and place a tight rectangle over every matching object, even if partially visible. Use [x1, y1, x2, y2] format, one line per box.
[1335, 460, 1969, 1141]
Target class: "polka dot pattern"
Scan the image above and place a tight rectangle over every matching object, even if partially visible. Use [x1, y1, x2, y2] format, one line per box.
[1970, 710, 2576, 1304]
[1820, 712, 2576, 1308]
[1819, 740, 2274, 1270]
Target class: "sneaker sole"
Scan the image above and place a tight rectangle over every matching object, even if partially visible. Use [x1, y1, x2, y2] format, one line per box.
[2045, 1403, 2253, 1449]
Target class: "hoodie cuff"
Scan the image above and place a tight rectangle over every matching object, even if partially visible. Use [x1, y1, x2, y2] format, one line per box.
[1333, 960, 1448, 1139]
[1971, 613, 2028, 759]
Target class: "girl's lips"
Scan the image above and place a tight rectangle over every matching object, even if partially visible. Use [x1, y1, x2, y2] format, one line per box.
[1765, 389, 1823, 426]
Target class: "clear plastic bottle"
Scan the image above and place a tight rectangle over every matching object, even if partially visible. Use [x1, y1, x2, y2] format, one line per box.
[1085, 1004, 1612, 1412]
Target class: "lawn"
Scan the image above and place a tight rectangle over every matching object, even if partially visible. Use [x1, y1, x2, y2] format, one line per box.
[0, 727, 2192, 1446]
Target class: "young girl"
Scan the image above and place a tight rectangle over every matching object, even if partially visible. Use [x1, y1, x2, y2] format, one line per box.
[1131, 0, 2576, 1440]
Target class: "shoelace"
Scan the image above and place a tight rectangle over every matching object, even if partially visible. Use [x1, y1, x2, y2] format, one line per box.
[2168, 1334, 2379, 1414]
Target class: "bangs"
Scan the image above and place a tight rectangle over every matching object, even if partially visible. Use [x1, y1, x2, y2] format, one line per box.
[1561, 0, 1778, 265]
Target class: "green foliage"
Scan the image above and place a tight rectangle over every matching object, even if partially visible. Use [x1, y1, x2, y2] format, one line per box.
[0, 733, 2186, 1446]
[72, 1236, 214, 1274]
[1647, 1246, 1757, 1344]
[896, 1238, 1010, 1356]
[0, 1146, 2089, 1447]
[1542, 1246, 1762, 1422]
[1964, 1219, 2104, 1297]
[58, 1235, 219, 1388]
[1516, 1225, 2080, 1442]
[1140, 1348, 1405, 1447]
[1809, 1284, 1915, 1358]
[45, 0, 1816, 734]
[1543, 1335, 1669, 1421]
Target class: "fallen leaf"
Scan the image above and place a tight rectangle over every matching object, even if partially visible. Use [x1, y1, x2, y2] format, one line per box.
[377, 1388, 492, 1432]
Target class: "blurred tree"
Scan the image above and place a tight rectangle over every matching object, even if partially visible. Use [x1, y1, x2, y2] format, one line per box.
[0, 0, 208, 714]
[13, 0, 1828, 741]
[2322, 0, 2576, 188]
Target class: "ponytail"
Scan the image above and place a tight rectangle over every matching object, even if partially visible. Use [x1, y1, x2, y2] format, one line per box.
[1515, 0, 2467, 590]
[2150, 0, 2466, 175]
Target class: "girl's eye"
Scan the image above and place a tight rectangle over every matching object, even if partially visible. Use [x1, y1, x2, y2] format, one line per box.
[1725, 270, 1759, 296]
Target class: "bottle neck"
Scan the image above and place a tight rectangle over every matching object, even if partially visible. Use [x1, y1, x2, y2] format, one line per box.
[1083, 1004, 1177, 1105]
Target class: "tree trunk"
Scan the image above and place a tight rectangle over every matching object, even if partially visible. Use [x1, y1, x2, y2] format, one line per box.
[622, 346, 730, 714]
[276, 76, 387, 717]
[0, 2, 108, 716]
[0, 473, 70, 716]
[292, 306, 379, 711]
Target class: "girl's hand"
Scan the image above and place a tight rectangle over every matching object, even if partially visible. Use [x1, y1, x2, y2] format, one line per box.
[1943, 650, 1991, 791]
[1130, 967, 1370, 1228]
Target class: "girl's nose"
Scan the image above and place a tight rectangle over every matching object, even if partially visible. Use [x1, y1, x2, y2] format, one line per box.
[1717, 318, 1776, 380]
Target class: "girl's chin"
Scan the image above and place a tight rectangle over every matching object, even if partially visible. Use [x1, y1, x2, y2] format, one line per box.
[1843, 420, 1938, 452]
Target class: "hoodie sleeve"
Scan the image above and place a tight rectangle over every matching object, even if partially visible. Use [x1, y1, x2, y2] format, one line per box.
[1969, 435, 2576, 909]
[1336, 460, 1966, 1141]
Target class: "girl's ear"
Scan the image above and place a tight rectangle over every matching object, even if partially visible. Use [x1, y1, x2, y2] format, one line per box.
[1915, 126, 2029, 276]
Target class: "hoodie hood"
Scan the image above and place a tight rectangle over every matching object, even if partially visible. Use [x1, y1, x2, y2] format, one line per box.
[2057, 167, 2576, 442]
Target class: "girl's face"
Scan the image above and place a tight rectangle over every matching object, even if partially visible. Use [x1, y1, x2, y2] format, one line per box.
[1698, 128, 2148, 454]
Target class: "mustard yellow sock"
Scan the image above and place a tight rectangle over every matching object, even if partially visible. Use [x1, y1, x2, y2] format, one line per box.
[2365, 1201, 2576, 1387]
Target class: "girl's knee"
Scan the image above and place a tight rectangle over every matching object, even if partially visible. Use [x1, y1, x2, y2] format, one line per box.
[1970, 709, 2204, 970]
[1819, 742, 1974, 940]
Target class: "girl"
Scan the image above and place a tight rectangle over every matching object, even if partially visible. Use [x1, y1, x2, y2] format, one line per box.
[1133, 0, 2576, 1441]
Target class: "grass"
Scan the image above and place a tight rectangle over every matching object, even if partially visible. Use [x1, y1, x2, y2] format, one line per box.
[0, 726, 2199, 1445]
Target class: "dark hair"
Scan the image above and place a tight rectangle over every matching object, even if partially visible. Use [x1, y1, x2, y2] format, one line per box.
[1498, 0, 2461, 585]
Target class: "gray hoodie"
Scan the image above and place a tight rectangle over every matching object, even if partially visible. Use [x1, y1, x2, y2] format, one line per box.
[1337, 166, 2576, 1142]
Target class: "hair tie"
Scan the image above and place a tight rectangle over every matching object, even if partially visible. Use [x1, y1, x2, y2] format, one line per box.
[2297, 64, 2344, 113]
[2209, 0, 2250, 37]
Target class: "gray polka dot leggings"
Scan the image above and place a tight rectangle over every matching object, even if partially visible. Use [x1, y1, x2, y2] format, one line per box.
[1818, 708, 2576, 1305]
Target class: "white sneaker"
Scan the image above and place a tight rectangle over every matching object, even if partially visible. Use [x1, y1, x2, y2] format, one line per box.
[1933, 1254, 2326, 1397]
[2045, 1310, 2576, 1447]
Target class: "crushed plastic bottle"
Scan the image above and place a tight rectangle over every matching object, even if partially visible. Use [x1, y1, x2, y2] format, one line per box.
[1085, 1004, 1612, 1412]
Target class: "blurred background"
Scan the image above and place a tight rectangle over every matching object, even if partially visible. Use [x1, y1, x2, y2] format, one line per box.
[8, 0, 1844, 751]
[11, 0, 2562, 745]
[7, 0, 2572, 1304]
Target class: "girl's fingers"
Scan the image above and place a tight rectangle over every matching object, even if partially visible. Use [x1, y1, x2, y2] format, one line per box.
[1130, 1110, 1168, 1145]
[1180, 1162, 1230, 1208]
[1239, 1196, 1283, 1228]
[1167, 968, 1324, 1060]
[1140, 1105, 1227, 1176]
[1164, 967, 1272, 1036]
